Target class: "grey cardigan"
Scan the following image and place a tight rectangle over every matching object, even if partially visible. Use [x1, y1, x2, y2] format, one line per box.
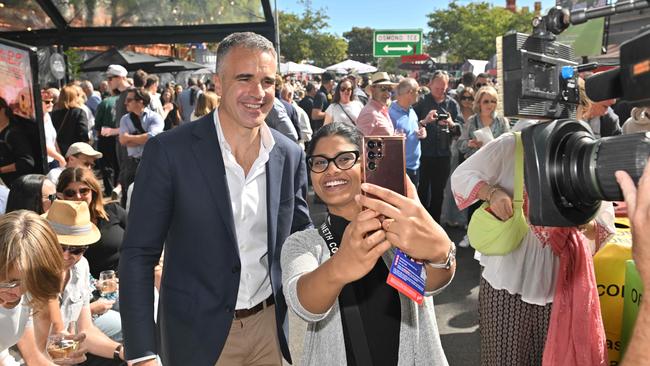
[281, 228, 450, 366]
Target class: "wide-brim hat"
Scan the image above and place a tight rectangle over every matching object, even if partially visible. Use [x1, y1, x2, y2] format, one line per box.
[369, 71, 397, 86]
[42, 200, 100, 246]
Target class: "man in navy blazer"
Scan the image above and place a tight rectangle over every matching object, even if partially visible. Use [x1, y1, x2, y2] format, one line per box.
[119, 32, 312, 366]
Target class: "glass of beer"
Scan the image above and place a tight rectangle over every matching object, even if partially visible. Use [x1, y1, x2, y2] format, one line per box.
[97, 270, 118, 298]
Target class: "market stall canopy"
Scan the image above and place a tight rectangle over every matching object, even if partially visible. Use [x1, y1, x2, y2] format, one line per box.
[0, 0, 276, 47]
[151, 59, 209, 74]
[280, 62, 326, 75]
[80, 48, 165, 72]
[325, 59, 377, 74]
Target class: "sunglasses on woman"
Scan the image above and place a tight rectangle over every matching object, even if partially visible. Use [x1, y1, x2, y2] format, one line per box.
[339, 87, 353, 92]
[63, 187, 92, 198]
[460, 96, 474, 101]
[61, 245, 89, 255]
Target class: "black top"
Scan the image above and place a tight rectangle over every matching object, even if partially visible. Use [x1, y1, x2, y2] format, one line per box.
[328, 214, 401, 366]
[85, 202, 127, 278]
[412, 94, 461, 158]
[0, 123, 36, 186]
[51, 107, 89, 156]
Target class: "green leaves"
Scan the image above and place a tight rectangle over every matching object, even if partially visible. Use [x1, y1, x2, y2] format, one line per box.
[425, 1, 533, 63]
[278, 3, 347, 67]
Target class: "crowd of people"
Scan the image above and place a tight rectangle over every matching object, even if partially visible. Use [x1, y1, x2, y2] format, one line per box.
[1, 30, 650, 366]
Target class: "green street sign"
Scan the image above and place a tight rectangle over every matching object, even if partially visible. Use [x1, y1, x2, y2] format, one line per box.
[373, 29, 423, 57]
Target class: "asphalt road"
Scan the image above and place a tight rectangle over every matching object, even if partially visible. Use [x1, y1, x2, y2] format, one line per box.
[286, 191, 481, 365]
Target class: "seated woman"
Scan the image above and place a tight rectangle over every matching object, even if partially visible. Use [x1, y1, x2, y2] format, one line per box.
[0, 210, 85, 365]
[56, 167, 126, 342]
[281, 122, 455, 365]
[41, 200, 125, 365]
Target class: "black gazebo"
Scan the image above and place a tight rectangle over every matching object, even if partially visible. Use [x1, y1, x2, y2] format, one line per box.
[0, 0, 276, 47]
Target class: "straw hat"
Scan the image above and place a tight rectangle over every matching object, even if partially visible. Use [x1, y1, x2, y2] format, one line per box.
[42, 200, 100, 246]
[369, 72, 397, 86]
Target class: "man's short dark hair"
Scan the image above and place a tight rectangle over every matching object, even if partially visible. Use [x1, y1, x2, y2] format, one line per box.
[144, 75, 159, 89]
[461, 72, 475, 87]
[305, 82, 317, 93]
[128, 88, 151, 106]
[322, 71, 336, 83]
[133, 69, 148, 88]
[216, 32, 276, 74]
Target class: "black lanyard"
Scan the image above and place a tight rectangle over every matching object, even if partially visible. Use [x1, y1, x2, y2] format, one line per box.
[318, 216, 373, 366]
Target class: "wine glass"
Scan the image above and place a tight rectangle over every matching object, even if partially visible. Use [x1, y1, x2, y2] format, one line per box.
[47, 321, 79, 363]
[97, 270, 118, 299]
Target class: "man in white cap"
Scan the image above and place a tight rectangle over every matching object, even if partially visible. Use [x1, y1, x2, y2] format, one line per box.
[47, 142, 103, 185]
[356, 71, 397, 136]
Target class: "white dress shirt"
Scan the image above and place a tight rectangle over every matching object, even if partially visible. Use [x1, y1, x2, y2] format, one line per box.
[214, 110, 276, 310]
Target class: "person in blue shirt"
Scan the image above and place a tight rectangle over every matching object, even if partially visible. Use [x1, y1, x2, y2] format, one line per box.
[389, 78, 427, 187]
[118, 88, 164, 206]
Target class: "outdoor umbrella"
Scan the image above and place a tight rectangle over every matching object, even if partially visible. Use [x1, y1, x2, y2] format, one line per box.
[148, 59, 207, 74]
[326, 59, 377, 74]
[80, 48, 165, 72]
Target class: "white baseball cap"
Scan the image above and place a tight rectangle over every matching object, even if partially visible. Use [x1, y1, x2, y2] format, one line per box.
[106, 64, 127, 78]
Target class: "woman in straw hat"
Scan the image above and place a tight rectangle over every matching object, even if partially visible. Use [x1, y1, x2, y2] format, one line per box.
[41, 200, 125, 365]
[0, 210, 86, 365]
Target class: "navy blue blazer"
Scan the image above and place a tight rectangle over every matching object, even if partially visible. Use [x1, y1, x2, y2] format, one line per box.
[119, 113, 312, 365]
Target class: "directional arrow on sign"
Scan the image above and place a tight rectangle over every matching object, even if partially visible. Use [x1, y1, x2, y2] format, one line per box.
[383, 44, 413, 53]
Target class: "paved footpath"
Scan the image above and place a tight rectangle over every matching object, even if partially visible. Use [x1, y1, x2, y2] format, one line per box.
[286, 191, 481, 365]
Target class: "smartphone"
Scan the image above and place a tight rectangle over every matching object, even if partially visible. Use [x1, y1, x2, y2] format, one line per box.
[361, 136, 407, 198]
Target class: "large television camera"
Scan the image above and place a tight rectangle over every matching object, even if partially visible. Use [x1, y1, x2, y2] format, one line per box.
[497, 1, 650, 227]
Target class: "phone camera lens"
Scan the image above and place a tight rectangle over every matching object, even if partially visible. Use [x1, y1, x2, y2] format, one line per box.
[367, 161, 376, 171]
[367, 151, 375, 160]
[376, 141, 383, 149]
[367, 140, 376, 149]
[376, 152, 383, 159]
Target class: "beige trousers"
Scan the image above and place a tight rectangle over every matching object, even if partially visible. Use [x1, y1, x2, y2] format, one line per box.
[215, 304, 283, 366]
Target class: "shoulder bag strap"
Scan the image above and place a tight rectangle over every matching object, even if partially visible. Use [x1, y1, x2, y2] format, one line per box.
[513, 132, 524, 209]
[56, 110, 71, 135]
[337, 103, 356, 124]
[318, 219, 373, 365]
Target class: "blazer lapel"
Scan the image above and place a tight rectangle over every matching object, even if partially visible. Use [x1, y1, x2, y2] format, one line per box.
[191, 116, 238, 248]
[266, 144, 285, 261]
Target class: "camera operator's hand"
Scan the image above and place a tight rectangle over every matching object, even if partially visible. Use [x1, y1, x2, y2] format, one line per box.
[616, 159, 650, 286]
[488, 189, 514, 221]
[467, 139, 483, 149]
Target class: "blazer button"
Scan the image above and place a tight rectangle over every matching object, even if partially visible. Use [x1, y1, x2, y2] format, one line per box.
[226, 306, 232, 313]
[232, 266, 240, 273]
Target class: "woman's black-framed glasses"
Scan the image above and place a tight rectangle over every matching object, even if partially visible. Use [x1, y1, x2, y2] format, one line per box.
[307, 151, 360, 173]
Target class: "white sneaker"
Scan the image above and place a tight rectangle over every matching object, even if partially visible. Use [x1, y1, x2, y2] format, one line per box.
[458, 235, 470, 248]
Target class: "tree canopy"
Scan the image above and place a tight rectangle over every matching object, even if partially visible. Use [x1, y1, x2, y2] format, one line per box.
[343, 27, 375, 64]
[278, 3, 347, 67]
[425, 1, 533, 63]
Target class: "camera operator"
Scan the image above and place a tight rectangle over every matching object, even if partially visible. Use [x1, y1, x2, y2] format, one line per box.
[616, 160, 650, 366]
[577, 77, 622, 138]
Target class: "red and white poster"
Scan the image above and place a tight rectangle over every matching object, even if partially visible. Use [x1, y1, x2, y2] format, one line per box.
[0, 42, 36, 120]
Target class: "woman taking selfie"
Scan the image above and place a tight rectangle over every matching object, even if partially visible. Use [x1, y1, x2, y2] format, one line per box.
[281, 122, 454, 365]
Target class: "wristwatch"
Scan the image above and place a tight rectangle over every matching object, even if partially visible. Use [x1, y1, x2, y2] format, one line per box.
[426, 242, 456, 270]
[113, 344, 123, 361]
